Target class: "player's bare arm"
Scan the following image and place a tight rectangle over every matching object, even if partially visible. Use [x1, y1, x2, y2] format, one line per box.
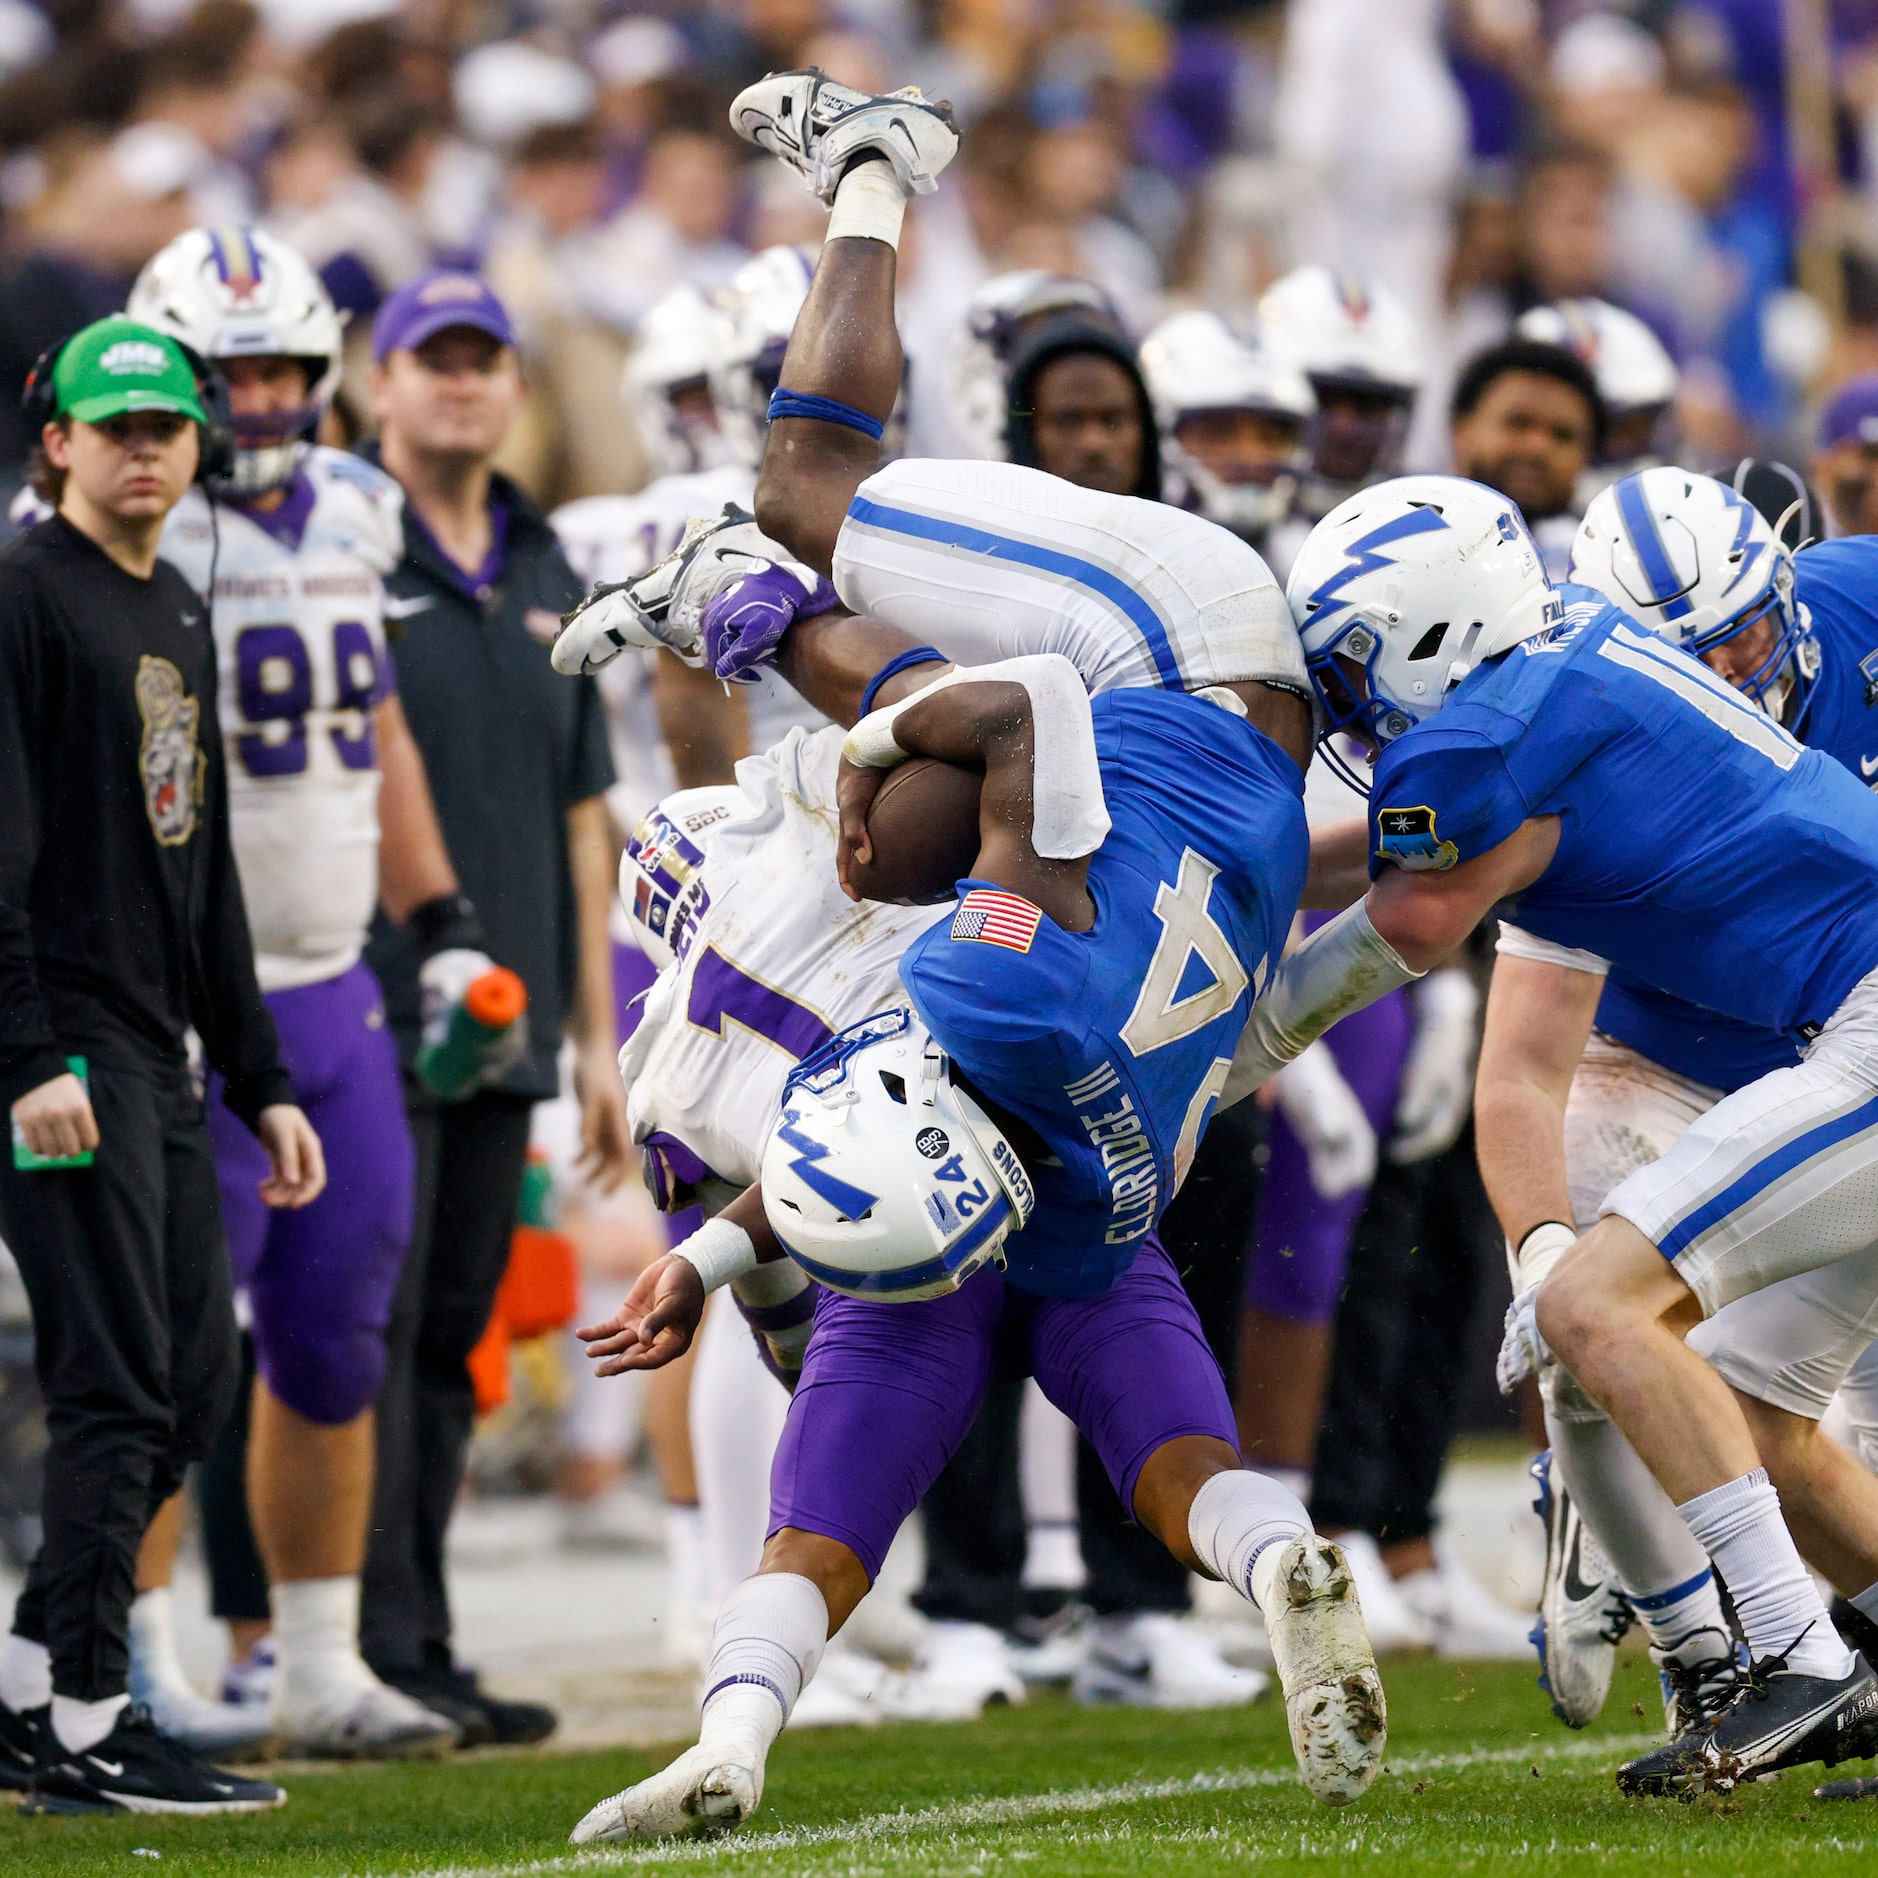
[775, 608, 949, 726]
[1366, 815, 1559, 971]
[1301, 815, 1371, 910]
[836, 679, 1096, 929]
[1474, 953, 1602, 1246]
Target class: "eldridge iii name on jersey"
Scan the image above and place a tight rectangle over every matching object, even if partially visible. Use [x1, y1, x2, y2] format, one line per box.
[159, 448, 405, 990]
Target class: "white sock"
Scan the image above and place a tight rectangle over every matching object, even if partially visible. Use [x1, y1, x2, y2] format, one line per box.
[827, 157, 907, 248]
[1853, 1580, 1878, 1626]
[1023, 1522, 1086, 1591]
[1679, 1468, 1853, 1678]
[1545, 1403, 1712, 1603]
[698, 1573, 828, 1759]
[128, 1586, 193, 1697]
[52, 1691, 128, 1753]
[0, 1633, 51, 1712]
[1188, 1469, 1312, 1611]
[1628, 1565, 1730, 1654]
[272, 1576, 373, 1700]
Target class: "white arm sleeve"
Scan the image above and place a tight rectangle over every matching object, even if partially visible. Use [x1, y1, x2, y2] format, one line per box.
[1494, 920, 1609, 978]
[842, 652, 1110, 860]
[1222, 901, 1425, 1108]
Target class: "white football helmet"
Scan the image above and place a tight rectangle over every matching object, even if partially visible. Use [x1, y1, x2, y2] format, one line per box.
[1258, 267, 1424, 514]
[622, 285, 742, 481]
[761, 1008, 1035, 1302]
[1568, 467, 1813, 720]
[128, 226, 343, 496]
[709, 244, 817, 466]
[619, 787, 747, 970]
[945, 270, 1124, 463]
[1516, 298, 1678, 431]
[1288, 475, 1559, 789]
[1140, 309, 1314, 535]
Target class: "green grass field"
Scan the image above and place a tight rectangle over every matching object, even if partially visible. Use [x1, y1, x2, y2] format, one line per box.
[4, 1652, 1875, 1877]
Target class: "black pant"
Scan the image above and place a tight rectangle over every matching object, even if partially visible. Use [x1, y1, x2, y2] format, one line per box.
[0, 1061, 238, 1699]
[918, 1107, 1259, 1626]
[360, 1089, 532, 1676]
[197, 1332, 270, 1624]
[1310, 1127, 1496, 1545]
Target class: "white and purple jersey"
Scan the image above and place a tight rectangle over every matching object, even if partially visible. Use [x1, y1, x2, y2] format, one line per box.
[157, 447, 402, 991]
[618, 726, 948, 1190]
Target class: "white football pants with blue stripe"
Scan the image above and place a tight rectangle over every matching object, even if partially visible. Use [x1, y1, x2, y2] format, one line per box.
[830, 459, 1306, 699]
[1544, 1025, 1878, 1605]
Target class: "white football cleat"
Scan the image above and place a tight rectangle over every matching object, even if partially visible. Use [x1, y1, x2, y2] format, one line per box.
[129, 1671, 274, 1761]
[906, 1620, 1026, 1720]
[1529, 1449, 1631, 1725]
[569, 1740, 764, 1843]
[1332, 1531, 1435, 1653]
[1395, 1541, 1537, 1662]
[1072, 1612, 1267, 1710]
[729, 69, 959, 205]
[1254, 1536, 1388, 1806]
[275, 1676, 460, 1760]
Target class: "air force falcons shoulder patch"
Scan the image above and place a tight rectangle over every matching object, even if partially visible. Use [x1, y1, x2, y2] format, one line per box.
[951, 888, 1043, 952]
[1376, 805, 1459, 872]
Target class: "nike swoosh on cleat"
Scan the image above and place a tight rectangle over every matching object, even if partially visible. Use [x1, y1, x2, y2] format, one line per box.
[86, 1757, 124, 1776]
[1560, 1523, 1603, 1605]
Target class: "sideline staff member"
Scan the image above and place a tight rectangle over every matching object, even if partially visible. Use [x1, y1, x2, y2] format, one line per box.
[0, 317, 323, 1816]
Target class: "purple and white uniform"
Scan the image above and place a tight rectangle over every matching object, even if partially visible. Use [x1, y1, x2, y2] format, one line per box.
[624, 722, 1239, 1577]
[161, 449, 417, 1426]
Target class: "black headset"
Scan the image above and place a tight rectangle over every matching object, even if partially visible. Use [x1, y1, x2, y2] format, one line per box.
[21, 330, 236, 485]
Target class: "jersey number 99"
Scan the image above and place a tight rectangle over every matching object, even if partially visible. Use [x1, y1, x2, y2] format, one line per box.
[235, 622, 378, 778]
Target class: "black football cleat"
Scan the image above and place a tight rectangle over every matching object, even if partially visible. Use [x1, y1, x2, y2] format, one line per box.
[1618, 1648, 1878, 1797]
[23, 1703, 285, 1815]
[0, 1694, 43, 1792]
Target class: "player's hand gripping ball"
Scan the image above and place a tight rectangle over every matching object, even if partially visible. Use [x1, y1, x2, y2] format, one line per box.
[837, 755, 983, 904]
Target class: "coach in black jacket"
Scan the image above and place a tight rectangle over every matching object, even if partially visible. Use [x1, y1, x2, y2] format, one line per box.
[0, 317, 320, 1813]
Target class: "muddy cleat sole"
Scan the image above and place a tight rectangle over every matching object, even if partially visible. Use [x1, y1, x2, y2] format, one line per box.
[729, 69, 958, 204]
[1618, 1650, 1878, 1796]
[1529, 1448, 1630, 1729]
[1255, 1535, 1388, 1805]
[569, 1741, 763, 1843]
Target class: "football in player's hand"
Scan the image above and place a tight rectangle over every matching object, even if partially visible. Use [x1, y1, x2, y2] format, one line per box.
[848, 756, 983, 906]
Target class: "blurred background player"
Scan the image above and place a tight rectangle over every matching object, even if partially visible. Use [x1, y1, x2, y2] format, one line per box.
[111, 226, 467, 1761]
[355, 271, 627, 1744]
[1140, 309, 1315, 563]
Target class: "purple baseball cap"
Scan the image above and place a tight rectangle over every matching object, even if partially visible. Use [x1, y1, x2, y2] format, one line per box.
[1819, 374, 1878, 451]
[372, 270, 516, 362]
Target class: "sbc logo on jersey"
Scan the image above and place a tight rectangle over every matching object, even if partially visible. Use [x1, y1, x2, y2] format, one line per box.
[1376, 805, 1457, 873]
[135, 655, 204, 847]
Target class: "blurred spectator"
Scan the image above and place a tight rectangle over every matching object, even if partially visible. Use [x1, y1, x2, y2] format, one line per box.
[1814, 374, 1878, 536]
[1449, 337, 1604, 575]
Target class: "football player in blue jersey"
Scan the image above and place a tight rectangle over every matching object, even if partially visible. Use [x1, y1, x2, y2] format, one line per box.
[1471, 468, 1878, 1739]
[1233, 469, 1878, 1794]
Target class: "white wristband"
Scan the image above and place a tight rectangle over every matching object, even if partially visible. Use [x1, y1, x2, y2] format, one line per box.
[1507, 1220, 1576, 1293]
[671, 1217, 759, 1294]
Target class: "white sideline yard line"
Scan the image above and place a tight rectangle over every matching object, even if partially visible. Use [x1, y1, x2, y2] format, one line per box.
[341, 1731, 1662, 1878]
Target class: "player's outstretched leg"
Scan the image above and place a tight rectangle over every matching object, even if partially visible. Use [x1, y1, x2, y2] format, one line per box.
[569, 1558, 847, 1843]
[1183, 1467, 1387, 1804]
[731, 71, 957, 573]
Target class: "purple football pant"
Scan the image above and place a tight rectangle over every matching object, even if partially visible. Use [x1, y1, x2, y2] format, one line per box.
[769, 1235, 1237, 1580]
[1245, 979, 1414, 1325]
[208, 960, 415, 1427]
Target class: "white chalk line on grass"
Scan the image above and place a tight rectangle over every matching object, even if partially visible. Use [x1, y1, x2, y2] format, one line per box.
[339, 1730, 1673, 1878]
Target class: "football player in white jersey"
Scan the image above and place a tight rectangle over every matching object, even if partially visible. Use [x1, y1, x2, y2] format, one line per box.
[116, 228, 487, 1759]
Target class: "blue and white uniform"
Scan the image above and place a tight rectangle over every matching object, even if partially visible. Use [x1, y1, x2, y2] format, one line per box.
[832, 458, 1306, 696]
[1504, 548, 1878, 1416]
[904, 686, 1306, 1296]
[1371, 588, 1878, 1315]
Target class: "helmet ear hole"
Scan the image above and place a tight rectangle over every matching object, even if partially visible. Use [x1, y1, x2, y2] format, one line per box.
[878, 1071, 907, 1104]
[1409, 623, 1448, 661]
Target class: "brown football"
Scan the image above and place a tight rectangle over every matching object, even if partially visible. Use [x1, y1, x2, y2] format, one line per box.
[848, 756, 983, 905]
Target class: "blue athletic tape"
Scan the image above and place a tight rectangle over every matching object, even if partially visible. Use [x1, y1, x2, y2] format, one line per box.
[1629, 1566, 1714, 1613]
[768, 389, 885, 440]
[859, 647, 947, 716]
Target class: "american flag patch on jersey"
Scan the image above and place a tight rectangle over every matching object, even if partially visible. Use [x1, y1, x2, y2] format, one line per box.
[951, 889, 1042, 953]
